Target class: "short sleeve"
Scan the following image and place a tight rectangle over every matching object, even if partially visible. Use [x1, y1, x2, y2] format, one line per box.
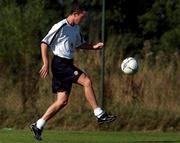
[41, 22, 66, 46]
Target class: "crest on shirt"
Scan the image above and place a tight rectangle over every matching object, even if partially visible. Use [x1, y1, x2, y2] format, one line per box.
[74, 71, 79, 76]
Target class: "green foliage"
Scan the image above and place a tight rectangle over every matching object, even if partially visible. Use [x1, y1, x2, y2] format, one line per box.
[160, 26, 180, 52]
[139, 0, 180, 53]
[0, 0, 44, 75]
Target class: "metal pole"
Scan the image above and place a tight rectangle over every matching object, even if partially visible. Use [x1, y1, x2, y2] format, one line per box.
[100, 0, 105, 108]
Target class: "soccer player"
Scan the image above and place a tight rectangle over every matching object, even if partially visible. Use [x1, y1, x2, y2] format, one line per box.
[30, 1, 116, 140]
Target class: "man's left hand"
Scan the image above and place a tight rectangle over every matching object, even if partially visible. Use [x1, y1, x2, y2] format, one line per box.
[93, 42, 104, 49]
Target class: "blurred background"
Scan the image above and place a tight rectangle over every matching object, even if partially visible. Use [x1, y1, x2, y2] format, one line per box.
[0, 0, 179, 131]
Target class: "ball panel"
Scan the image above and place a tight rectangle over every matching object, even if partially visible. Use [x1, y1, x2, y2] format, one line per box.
[121, 57, 138, 75]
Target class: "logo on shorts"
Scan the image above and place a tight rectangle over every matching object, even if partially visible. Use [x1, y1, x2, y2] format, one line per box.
[74, 71, 79, 76]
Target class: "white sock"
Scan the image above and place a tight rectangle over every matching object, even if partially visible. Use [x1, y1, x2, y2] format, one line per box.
[94, 107, 104, 118]
[36, 118, 46, 130]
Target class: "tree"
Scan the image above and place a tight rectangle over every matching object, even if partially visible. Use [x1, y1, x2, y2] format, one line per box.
[0, 0, 45, 113]
[139, 0, 180, 53]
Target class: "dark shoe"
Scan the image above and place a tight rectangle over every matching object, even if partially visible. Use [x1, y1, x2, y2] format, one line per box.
[97, 112, 116, 124]
[30, 123, 43, 141]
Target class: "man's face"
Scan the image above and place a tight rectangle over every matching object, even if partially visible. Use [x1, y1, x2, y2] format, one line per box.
[74, 11, 87, 24]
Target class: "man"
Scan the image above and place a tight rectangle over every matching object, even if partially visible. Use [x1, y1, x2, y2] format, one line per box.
[30, 2, 116, 141]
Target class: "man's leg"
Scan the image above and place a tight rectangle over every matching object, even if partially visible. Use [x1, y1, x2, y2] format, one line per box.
[31, 91, 69, 140]
[76, 73, 116, 124]
[77, 73, 98, 110]
[41, 91, 69, 121]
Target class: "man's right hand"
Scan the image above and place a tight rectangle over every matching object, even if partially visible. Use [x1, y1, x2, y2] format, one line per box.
[40, 43, 49, 78]
[39, 64, 49, 78]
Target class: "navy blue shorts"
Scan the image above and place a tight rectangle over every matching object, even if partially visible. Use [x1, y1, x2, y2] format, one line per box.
[51, 55, 83, 95]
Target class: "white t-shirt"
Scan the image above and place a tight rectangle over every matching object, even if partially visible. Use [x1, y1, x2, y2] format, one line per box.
[41, 19, 85, 59]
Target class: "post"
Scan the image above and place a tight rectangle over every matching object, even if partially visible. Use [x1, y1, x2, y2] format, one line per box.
[100, 0, 105, 108]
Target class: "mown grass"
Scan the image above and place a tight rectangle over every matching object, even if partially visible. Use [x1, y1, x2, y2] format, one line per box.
[0, 129, 180, 143]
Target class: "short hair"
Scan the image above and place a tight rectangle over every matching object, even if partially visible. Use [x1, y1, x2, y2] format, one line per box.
[70, 0, 88, 14]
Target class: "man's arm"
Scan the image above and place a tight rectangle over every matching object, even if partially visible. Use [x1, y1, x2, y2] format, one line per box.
[77, 42, 104, 50]
[39, 43, 49, 78]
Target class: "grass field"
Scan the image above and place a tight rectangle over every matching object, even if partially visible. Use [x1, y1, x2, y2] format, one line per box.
[0, 129, 180, 143]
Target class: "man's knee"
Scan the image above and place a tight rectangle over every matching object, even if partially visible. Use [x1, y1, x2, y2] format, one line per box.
[56, 92, 69, 108]
[55, 98, 68, 108]
[77, 73, 93, 87]
[83, 76, 92, 87]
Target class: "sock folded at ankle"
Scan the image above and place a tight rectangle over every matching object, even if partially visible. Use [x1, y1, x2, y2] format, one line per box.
[94, 107, 104, 118]
[36, 118, 46, 130]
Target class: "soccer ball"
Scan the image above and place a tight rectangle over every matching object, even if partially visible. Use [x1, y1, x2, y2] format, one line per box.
[121, 57, 138, 75]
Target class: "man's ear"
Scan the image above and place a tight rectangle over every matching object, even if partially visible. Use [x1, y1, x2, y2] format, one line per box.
[73, 11, 79, 16]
